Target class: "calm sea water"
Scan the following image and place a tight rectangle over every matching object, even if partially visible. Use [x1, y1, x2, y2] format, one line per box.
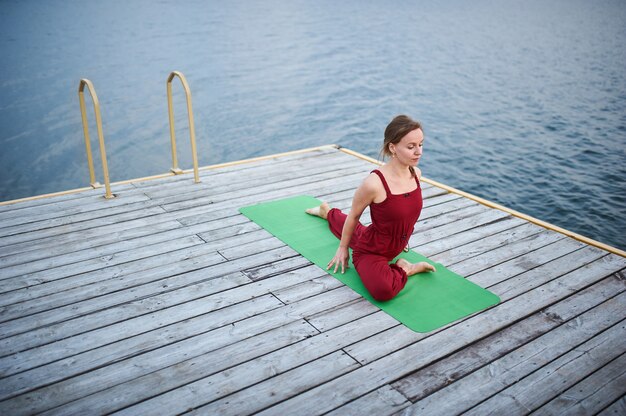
[1, 0, 625, 250]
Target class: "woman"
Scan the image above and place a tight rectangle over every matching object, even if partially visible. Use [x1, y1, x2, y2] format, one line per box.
[306, 115, 435, 301]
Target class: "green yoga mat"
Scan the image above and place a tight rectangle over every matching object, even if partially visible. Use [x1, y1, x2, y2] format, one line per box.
[240, 195, 500, 332]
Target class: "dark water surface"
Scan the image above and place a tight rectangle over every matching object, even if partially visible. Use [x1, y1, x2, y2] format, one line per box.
[1, 0, 625, 250]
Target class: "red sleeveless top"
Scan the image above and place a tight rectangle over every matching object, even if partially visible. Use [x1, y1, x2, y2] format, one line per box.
[353, 169, 423, 259]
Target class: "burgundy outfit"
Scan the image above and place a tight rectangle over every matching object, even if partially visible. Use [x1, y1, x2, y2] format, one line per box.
[326, 169, 423, 301]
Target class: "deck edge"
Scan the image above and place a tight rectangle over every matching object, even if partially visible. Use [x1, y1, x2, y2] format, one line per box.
[0, 144, 340, 207]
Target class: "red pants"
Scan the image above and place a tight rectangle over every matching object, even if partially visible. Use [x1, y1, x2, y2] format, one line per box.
[327, 208, 407, 301]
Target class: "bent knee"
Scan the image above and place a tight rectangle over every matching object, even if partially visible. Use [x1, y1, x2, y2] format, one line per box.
[370, 286, 397, 302]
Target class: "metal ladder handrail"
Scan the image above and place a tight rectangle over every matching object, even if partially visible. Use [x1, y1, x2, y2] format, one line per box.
[78, 79, 114, 199]
[167, 71, 200, 183]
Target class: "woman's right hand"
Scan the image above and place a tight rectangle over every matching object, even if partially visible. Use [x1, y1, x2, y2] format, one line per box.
[327, 246, 349, 274]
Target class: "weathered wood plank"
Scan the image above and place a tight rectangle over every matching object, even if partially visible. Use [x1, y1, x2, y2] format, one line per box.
[218, 236, 286, 260]
[3, 214, 294, 302]
[134, 161, 364, 212]
[0, 222, 224, 279]
[445, 229, 566, 276]
[0, 255, 328, 355]
[418, 194, 477, 220]
[307, 298, 380, 332]
[0, 199, 164, 239]
[81, 150, 346, 201]
[0, 213, 189, 258]
[462, 319, 626, 416]
[412, 203, 487, 233]
[161, 163, 369, 212]
[325, 385, 411, 416]
[252, 255, 625, 416]
[143, 152, 366, 202]
[0, 212, 246, 263]
[141, 161, 366, 219]
[189, 352, 360, 416]
[469, 235, 588, 288]
[174, 171, 366, 227]
[0, 150, 359, 242]
[0, 319, 319, 414]
[0, 172, 352, 254]
[127, 146, 341, 191]
[419, 185, 451, 200]
[410, 205, 513, 246]
[598, 396, 626, 416]
[0, 293, 283, 399]
[272, 275, 344, 304]
[0, 204, 167, 247]
[8, 300, 392, 415]
[392, 273, 626, 402]
[112, 312, 397, 416]
[0, 220, 184, 268]
[0, 181, 137, 210]
[0, 159, 361, 253]
[0, 279, 357, 385]
[0, 240, 236, 309]
[396, 289, 626, 416]
[433, 222, 554, 267]
[0, 187, 103, 212]
[0, 272, 257, 364]
[0, 188, 117, 218]
[486, 245, 608, 299]
[414, 191, 460, 207]
[418, 216, 529, 260]
[415, 214, 524, 257]
[0, 192, 151, 229]
[243, 256, 312, 282]
[0, 235, 205, 292]
[0, 250, 226, 335]
[530, 352, 626, 416]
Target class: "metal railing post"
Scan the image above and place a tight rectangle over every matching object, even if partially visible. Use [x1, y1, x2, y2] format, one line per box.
[78, 79, 114, 199]
[166, 71, 200, 183]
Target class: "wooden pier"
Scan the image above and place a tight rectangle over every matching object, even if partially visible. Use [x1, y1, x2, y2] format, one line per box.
[0, 145, 624, 415]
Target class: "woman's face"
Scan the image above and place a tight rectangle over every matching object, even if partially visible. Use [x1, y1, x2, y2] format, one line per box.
[390, 128, 424, 167]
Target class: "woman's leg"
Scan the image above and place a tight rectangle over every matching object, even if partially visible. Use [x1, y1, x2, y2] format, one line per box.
[325, 207, 348, 240]
[306, 205, 366, 247]
[353, 253, 408, 301]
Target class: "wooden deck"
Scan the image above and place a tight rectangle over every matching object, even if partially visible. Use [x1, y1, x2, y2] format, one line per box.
[0, 145, 624, 415]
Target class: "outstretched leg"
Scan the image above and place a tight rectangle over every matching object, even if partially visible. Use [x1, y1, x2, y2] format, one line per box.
[395, 258, 436, 277]
[305, 202, 331, 220]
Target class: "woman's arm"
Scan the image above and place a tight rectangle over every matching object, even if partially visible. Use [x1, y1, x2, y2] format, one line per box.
[327, 176, 378, 273]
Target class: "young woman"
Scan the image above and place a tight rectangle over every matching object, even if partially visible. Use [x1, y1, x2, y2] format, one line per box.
[306, 115, 435, 301]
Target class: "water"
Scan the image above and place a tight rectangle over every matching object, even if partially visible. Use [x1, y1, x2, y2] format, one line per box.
[1, 0, 625, 250]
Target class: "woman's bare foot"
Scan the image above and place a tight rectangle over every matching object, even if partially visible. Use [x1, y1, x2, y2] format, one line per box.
[305, 202, 330, 220]
[396, 258, 436, 276]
